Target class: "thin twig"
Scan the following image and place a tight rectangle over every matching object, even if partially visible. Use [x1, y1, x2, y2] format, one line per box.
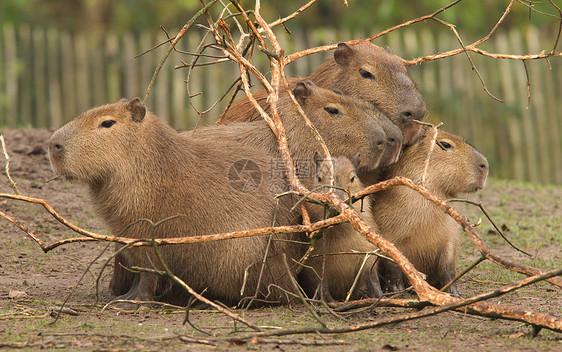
[547, 0, 562, 53]
[50, 244, 111, 325]
[440, 255, 486, 292]
[421, 122, 442, 185]
[266, 1, 318, 29]
[432, 17, 504, 102]
[144, 0, 220, 103]
[282, 254, 327, 328]
[523, 59, 531, 109]
[0, 135, 20, 195]
[148, 240, 262, 332]
[283, 0, 463, 64]
[447, 198, 532, 257]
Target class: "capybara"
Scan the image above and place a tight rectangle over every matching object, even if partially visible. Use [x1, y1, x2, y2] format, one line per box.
[111, 82, 393, 299]
[217, 41, 425, 146]
[298, 153, 383, 301]
[49, 98, 307, 306]
[192, 81, 397, 186]
[371, 127, 489, 296]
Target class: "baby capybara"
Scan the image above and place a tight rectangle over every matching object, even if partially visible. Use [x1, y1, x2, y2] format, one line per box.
[299, 153, 383, 301]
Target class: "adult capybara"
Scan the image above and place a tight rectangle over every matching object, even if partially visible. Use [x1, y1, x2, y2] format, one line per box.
[298, 153, 383, 301]
[49, 98, 306, 306]
[371, 127, 489, 296]
[217, 41, 425, 146]
[192, 81, 397, 186]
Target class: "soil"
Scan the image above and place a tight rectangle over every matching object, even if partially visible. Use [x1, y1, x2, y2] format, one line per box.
[1, 129, 561, 351]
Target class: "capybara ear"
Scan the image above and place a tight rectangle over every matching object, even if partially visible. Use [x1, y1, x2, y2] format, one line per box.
[126, 98, 146, 122]
[293, 82, 312, 105]
[350, 153, 361, 170]
[313, 151, 324, 167]
[384, 46, 392, 53]
[334, 43, 354, 65]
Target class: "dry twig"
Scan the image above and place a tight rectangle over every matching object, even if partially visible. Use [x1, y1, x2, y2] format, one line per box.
[1, 135, 20, 195]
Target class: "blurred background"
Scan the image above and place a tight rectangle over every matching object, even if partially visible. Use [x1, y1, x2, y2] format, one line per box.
[0, 0, 561, 184]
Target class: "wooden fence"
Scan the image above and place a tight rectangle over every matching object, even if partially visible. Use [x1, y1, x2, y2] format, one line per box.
[1, 25, 561, 185]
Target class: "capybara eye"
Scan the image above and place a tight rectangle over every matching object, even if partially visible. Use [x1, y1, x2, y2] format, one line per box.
[359, 68, 374, 80]
[438, 141, 453, 150]
[350, 176, 356, 183]
[317, 176, 322, 183]
[324, 107, 340, 115]
[100, 120, 117, 128]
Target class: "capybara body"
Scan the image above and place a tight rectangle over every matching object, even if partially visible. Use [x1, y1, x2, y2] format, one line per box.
[49, 98, 306, 306]
[371, 128, 489, 295]
[192, 81, 395, 187]
[298, 154, 383, 301]
[217, 41, 425, 146]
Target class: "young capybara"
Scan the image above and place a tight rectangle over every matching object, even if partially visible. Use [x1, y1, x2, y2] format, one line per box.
[298, 153, 383, 301]
[371, 127, 489, 296]
[48, 98, 307, 306]
[192, 81, 398, 185]
[217, 41, 425, 146]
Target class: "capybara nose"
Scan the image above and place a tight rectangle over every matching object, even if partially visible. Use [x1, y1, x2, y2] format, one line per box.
[49, 139, 65, 159]
[479, 159, 489, 173]
[475, 152, 489, 174]
[401, 94, 427, 123]
[400, 105, 425, 123]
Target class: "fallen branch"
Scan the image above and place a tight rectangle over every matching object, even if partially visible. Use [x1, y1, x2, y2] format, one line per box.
[0, 193, 347, 250]
[230, 266, 562, 340]
[352, 177, 562, 289]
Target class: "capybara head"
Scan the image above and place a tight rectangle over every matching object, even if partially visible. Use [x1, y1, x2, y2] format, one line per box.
[286, 81, 389, 172]
[312, 152, 364, 200]
[390, 127, 488, 199]
[310, 41, 426, 145]
[49, 98, 150, 185]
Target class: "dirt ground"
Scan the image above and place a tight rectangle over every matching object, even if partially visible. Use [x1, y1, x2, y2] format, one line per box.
[1, 129, 561, 351]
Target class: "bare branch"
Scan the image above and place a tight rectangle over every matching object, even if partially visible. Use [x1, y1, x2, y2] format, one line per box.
[353, 177, 562, 289]
[0, 135, 20, 195]
[266, 0, 317, 29]
[144, 0, 220, 103]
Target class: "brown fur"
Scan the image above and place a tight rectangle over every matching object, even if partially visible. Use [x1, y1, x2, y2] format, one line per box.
[217, 41, 425, 146]
[49, 98, 306, 306]
[192, 81, 392, 186]
[298, 154, 383, 301]
[371, 128, 489, 295]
